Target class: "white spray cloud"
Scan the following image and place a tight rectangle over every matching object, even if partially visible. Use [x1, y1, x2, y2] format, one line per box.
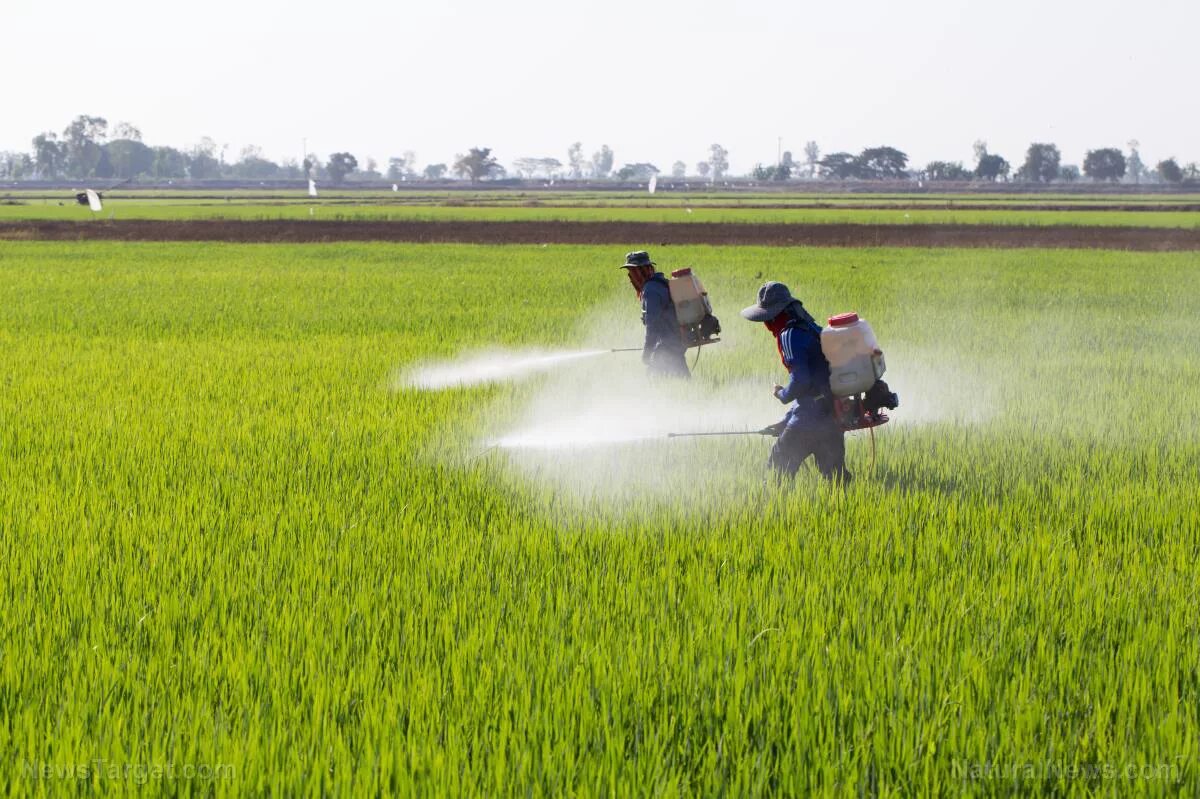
[883, 347, 997, 427]
[487, 366, 779, 504]
[494, 375, 770, 452]
[404, 293, 1006, 507]
[400, 348, 611, 390]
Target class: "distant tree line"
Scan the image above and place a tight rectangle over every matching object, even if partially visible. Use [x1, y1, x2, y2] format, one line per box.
[2, 116, 1197, 186]
[0, 115, 449, 185]
[747, 140, 1198, 185]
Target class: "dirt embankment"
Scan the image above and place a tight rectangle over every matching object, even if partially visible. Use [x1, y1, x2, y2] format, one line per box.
[3, 219, 1200, 250]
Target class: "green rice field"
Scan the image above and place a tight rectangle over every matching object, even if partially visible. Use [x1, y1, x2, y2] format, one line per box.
[2, 237, 1198, 794]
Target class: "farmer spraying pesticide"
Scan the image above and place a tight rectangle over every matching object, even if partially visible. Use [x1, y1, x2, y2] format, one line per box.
[742, 281, 899, 482]
[742, 282, 852, 482]
[621, 250, 721, 379]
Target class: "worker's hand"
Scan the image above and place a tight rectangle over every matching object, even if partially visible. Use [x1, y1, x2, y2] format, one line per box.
[758, 420, 786, 437]
[772, 385, 785, 401]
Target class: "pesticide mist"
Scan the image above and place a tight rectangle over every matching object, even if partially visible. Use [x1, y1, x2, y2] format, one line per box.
[401, 348, 611, 390]
[406, 299, 1008, 505]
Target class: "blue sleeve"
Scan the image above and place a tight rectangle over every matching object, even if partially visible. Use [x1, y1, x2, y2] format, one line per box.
[774, 328, 815, 403]
[642, 282, 676, 352]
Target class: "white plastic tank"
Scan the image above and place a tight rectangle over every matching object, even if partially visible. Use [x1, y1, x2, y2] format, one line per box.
[821, 312, 886, 396]
[668, 268, 710, 326]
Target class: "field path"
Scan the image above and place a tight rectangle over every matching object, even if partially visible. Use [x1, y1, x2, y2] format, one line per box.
[3, 219, 1200, 250]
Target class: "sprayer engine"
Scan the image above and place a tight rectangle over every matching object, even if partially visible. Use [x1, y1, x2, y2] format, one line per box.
[834, 379, 900, 431]
[668, 268, 721, 348]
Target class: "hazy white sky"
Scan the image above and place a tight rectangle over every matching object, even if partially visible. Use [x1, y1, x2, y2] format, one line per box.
[4, 0, 1197, 173]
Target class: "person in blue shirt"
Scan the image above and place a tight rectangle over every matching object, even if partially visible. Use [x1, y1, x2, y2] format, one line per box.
[621, 251, 689, 379]
[742, 281, 851, 483]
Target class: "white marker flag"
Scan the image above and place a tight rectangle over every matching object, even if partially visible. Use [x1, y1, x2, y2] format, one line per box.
[308, 179, 318, 197]
[648, 174, 657, 194]
[85, 189, 103, 212]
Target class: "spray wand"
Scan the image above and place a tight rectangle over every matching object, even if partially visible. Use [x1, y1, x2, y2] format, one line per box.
[667, 427, 781, 439]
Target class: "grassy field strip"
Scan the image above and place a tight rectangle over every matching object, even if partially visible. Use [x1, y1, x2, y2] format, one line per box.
[1, 203, 1198, 228]
[5, 189, 1200, 203]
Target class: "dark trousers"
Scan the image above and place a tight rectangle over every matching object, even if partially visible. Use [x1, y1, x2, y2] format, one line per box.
[647, 348, 690, 379]
[770, 421, 851, 482]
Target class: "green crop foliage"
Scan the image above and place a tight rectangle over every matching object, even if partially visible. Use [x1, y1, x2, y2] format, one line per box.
[1, 241, 1198, 795]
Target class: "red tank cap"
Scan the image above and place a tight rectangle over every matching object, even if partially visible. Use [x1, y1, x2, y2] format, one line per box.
[828, 312, 859, 327]
[670, 268, 692, 277]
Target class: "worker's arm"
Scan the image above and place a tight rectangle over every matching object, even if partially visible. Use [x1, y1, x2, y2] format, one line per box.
[774, 328, 816, 403]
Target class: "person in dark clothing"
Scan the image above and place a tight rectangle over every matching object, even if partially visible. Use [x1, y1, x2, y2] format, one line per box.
[742, 281, 851, 483]
[621, 251, 689, 379]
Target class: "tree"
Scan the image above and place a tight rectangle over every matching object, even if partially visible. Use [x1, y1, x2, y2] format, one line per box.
[708, 144, 729, 179]
[925, 161, 971, 181]
[0, 152, 34, 180]
[672, 161, 686, 178]
[696, 161, 711, 179]
[188, 140, 222, 179]
[750, 163, 775, 180]
[591, 145, 613, 178]
[230, 146, 281, 180]
[857, 146, 908, 179]
[1126, 140, 1144, 184]
[362, 158, 381, 179]
[975, 153, 1009, 181]
[614, 163, 659, 181]
[93, 149, 114, 179]
[423, 163, 448, 180]
[387, 156, 409, 181]
[819, 152, 859, 179]
[106, 138, 155, 179]
[1158, 158, 1183, 183]
[453, 147, 503, 182]
[112, 122, 142, 142]
[804, 141, 820, 178]
[752, 161, 791, 181]
[326, 152, 358, 183]
[32, 132, 65, 178]
[62, 114, 108, 178]
[195, 137, 218, 159]
[513, 157, 562, 179]
[1082, 148, 1125, 182]
[278, 159, 304, 179]
[567, 142, 586, 178]
[302, 156, 319, 180]
[1058, 164, 1081, 183]
[152, 147, 189, 179]
[973, 139, 989, 163]
[1017, 143, 1061, 183]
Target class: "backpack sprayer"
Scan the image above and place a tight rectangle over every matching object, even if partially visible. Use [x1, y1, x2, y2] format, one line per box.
[613, 267, 722, 361]
[820, 312, 898, 431]
[667, 268, 721, 349]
